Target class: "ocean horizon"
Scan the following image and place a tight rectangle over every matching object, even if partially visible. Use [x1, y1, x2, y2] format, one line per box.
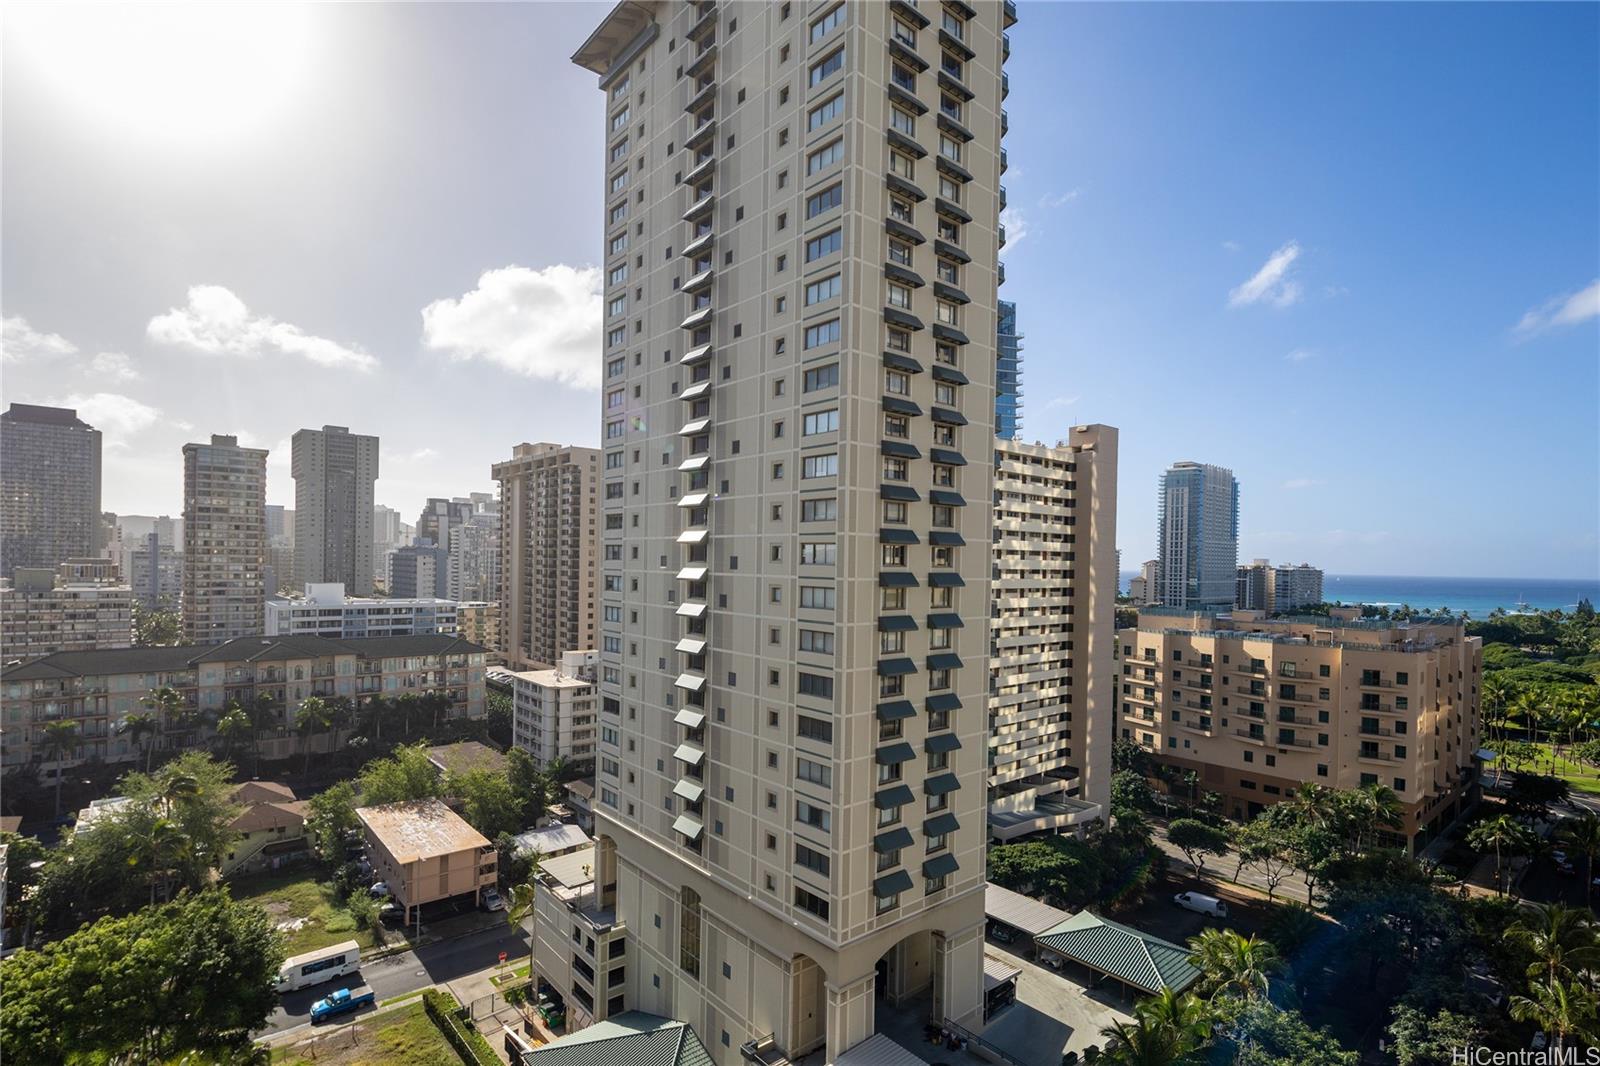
[1119, 573, 1600, 619]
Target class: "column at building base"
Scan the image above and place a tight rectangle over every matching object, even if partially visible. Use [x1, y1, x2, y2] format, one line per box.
[824, 971, 876, 1064]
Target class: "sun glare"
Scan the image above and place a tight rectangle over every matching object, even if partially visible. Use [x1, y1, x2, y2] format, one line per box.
[6, 2, 314, 147]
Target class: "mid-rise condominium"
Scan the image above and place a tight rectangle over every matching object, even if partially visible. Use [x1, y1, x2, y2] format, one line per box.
[1, 562, 134, 658]
[1116, 606, 1482, 849]
[1156, 461, 1237, 608]
[266, 582, 458, 639]
[0, 403, 102, 573]
[571, 0, 1011, 1054]
[988, 427, 1117, 841]
[510, 649, 600, 768]
[1235, 559, 1324, 614]
[492, 443, 601, 671]
[183, 434, 269, 643]
[292, 425, 379, 595]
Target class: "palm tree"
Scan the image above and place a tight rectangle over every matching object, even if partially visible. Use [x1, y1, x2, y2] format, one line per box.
[1134, 987, 1211, 1050]
[118, 711, 160, 772]
[1481, 674, 1515, 751]
[1469, 814, 1530, 894]
[506, 852, 545, 982]
[395, 692, 421, 739]
[142, 685, 189, 752]
[39, 720, 81, 818]
[1563, 815, 1600, 905]
[1339, 782, 1403, 853]
[134, 816, 192, 905]
[215, 705, 253, 766]
[294, 696, 334, 776]
[246, 694, 278, 775]
[1510, 978, 1599, 1053]
[156, 772, 200, 817]
[1187, 927, 1280, 1003]
[362, 695, 388, 744]
[1284, 782, 1336, 830]
[1097, 1015, 1191, 1066]
[1508, 903, 1600, 986]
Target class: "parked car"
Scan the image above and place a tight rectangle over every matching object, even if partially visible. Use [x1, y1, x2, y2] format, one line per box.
[482, 887, 505, 912]
[1173, 892, 1229, 918]
[1557, 860, 1576, 876]
[369, 881, 391, 898]
[378, 901, 405, 926]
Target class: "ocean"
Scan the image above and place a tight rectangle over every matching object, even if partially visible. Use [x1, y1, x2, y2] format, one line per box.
[1119, 574, 1600, 619]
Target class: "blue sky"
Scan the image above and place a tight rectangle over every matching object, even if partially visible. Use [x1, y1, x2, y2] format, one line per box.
[2, 2, 1595, 578]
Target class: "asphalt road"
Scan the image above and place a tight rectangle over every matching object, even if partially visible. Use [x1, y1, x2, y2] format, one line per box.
[1150, 821, 1313, 903]
[261, 923, 531, 1037]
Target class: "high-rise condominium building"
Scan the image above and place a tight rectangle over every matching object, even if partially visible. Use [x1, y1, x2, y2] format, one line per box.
[0, 403, 102, 573]
[994, 300, 1022, 439]
[988, 427, 1117, 841]
[418, 496, 502, 604]
[183, 434, 269, 643]
[388, 540, 448, 600]
[1, 563, 134, 658]
[292, 425, 379, 595]
[1235, 559, 1324, 614]
[455, 601, 501, 657]
[510, 649, 600, 768]
[1157, 461, 1238, 608]
[1117, 607, 1482, 849]
[492, 443, 601, 671]
[571, 0, 1010, 1054]
[1235, 558, 1272, 611]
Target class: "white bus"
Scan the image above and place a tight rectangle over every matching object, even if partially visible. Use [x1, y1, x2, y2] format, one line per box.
[276, 940, 362, 993]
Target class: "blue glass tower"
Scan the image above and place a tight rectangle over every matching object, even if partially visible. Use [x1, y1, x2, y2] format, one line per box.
[995, 300, 1023, 439]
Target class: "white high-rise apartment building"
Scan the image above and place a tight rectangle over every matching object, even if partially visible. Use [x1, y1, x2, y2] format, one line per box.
[1157, 461, 1238, 609]
[292, 425, 379, 595]
[572, 0, 1011, 1056]
[510, 649, 601, 767]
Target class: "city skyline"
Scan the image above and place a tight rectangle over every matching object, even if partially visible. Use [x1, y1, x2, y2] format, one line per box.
[1, 1, 1596, 578]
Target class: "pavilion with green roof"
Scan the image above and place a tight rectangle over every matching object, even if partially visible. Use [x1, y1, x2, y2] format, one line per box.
[1033, 911, 1200, 997]
[518, 1011, 714, 1066]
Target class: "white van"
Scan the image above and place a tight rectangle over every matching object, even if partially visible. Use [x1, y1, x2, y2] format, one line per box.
[1172, 891, 1229, 918]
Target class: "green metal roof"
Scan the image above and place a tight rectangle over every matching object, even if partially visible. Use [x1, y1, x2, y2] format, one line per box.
[1034, 912, 1200, 995]
[521, 1012, 714, 1066]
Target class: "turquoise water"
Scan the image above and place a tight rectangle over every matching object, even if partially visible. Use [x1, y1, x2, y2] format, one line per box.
[1120, 574, 1600, 619]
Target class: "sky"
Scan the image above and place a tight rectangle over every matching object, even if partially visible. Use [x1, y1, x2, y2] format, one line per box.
[2, 1, 1596, 579]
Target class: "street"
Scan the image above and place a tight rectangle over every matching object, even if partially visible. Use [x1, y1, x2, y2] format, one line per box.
[260, 922, 531, 1037]
[1149, 821, 1312, 904]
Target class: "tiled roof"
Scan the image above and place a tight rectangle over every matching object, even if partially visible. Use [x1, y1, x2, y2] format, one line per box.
[2, 633, 488, 680]
[232, 781, 297, 805]
[1035, 911, 1200, 995]
[229, 800, 309, 834]
[427, 741, 508, 778]
[521, 1012, 713, 1066]
[356, 798, 490, 863]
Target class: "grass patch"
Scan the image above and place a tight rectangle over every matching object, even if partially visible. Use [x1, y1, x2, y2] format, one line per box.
[1495, 743, 1600, 796]
[225, 868, 383, 957]
[269, 1001, 465, 1066]
[491, 963, 531, 987]
[381, 989, 428, 1008]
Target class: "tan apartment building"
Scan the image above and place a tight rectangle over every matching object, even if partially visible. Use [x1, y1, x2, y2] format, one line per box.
[493, 443, 602, 670]
[572, 0, 1012, 1060]
[988, 428, 1118, 841]
[292, 425, 379, 595]
[0, 633, 488, 782]
[1, 563, 134, 659]
[356, 798, 497, 923]
[456, 601, 502, 658]
[183, 434, 269, 643]
[1116, 607, 1483, 847]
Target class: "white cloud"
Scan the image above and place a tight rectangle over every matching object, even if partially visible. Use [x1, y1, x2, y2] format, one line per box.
[420, 264, 603, 389]
[1042, 394, 1081, 410]
[1513, 279, 1600, 340]
[88, 350, 141, 381]
[410, 447, 438, 460]
[147, 284, 378, 371]
[1221, 240, 1241, 253]
[3, 315, 78, 363]
[1284, 348, 1316, 362]
[43, 392, 161, 442]
[1282, 478, 1322, 490]
[1039, 189, 1080, 208]
[1228, 240, 1303, 308]
[998, 207, 1028, 249]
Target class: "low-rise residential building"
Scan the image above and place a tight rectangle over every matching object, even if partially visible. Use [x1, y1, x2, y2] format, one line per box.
[0, 633, 488, 781]
[222, 781, 310, 876]
[455, 601, 501, 659]
[1117, 606, 1482, 848]
[1, 563, 134, 659]
[356, 798, 496, 923]
[509, 650, 598, 768]
[526, 844, 627, 1030]
[426, 740, 508, 780]
[265, 582, 458, 639]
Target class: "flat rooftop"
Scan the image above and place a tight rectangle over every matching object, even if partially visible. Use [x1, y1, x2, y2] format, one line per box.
[356, 798, 490, 863]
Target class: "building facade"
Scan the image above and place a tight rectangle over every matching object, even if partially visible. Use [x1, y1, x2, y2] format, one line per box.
[455, 601, 502, 657]
[1, 403, 103, 573]
[1156, 461, 1237, 609]
[1235, 559, 1324, 614]
[493, 443, 602, 670]
[1235, 559, 1272, 612]
[0, 633, 489, 780]
[183, 434, 269, 644]
[388, 540, 448, 599]
[994, 301, 1022, 439]
[265, 582, 458, 639]
[356, 798, 497, 924]
[987, 428, 1117, 841]
[571, 0, 1011, 1057]
[1116, 607, 1482, 847]
[292, 425, 379, 595]
[1, 564, 135, 659]
[510, 649, 600, 768]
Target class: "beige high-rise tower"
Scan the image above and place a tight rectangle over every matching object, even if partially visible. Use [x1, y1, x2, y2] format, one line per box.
[291, 425, 379, 595]
[182, 434, 268, 643]
[571, 0, 1012, 1058]
[493, 443, 603, 670]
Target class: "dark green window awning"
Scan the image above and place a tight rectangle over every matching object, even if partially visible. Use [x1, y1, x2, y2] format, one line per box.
[875, 827, 914, 853]
[927, 652, 964, 671]
[880, 528, 920, 545]
[878, 571, 919, 588]
[876, 699, 916, 722]
[876, 742, 916, 765]
[927, 612, 964, 629]
[925, 692, 961, 713]
[876, 784, 914, 809]
[878, 615, 918, 633]
[930, 407, 968, 426]
[934, 199, 972, 226]
[934, 238, 970, 264]
[929, 490, 967, 507]
[934, 279, 971, 302]
[886, 218, 926, 245]
[882, 352, 924, 374]
[881, 439, 922, 459]
[924, 812, 960, 836]
[874, 870, 914, 898]
[925, 732, 962, 754]
[877, 657, 917, 677]
[884, 262, 926, 287]
[932, 324, 970, 345]
[928, 530, 966, 546]
[931, 365, 969, 386]
[923, 853, 960, 879]
[879, 484, 921, 503]
[924, 773, 961, 796]
[929, 448, 966, 467]
[928, 572, 966, 588]
[887, 128, 927, 158]
[885, 175, 927, 204]
[883, 307, 925, 331]
[881, 396, 922, 417]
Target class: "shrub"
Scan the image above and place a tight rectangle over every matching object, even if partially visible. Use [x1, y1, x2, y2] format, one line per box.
[422, 989, 497, 1066]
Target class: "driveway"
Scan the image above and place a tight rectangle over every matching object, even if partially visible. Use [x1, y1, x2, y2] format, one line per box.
[981, 942, 1133, 1062]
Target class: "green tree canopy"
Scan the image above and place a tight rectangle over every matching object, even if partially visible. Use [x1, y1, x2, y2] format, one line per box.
[119, 751, 241, 874]
[305, 779, 360, 865]
[1231, 1001, 1358, 1066]
[1167, 818, 1230, 877]
[447, 767, 525, 839]
[358, 742, 443, 806]
[1387, 1006, 1485, 1066]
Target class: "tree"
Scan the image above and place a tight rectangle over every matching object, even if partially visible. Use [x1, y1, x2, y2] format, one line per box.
[294, 696, 334, 776]
[1188, 928, 1280, 1003]
[120, 752, 242, 879]
[1231, 1001, 1357, 1066]
[39, 720, 81, 818]
[1134, 987, 1212, 1051]
[394, 692, 422, 739]
[1507, 902, 1599, 986]
[0, 830, 48, 935]
[1112, 737, 1152, 776]
[506, 746, 544, 823]
[1283, 782, 1337, 831]
[214, 706, 253, 767]
[1111, 770, 1155, 820]
[1509, 978, 1599, 1053]
[132, 604, 183, 647]
[358, 742, 443, 806]
[1, 889, 284, 1063]
[1388, 1006, 1486, 1066]
[118, 711, 161, 773]
[448, 767, 524, 839]
[1167, 818, 1229, 879]
[305, 780, 359, 865]
[1562, 814, 1600, 904]
[1336, 782, 1403, 853]
[1469, 814, 1532, 894]
[1098, 1015, 1192, 1066]
[1233, 812, 1298, 900]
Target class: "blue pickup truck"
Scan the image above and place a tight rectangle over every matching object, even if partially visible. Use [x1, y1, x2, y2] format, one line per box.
[310, 985, 375, 1023]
